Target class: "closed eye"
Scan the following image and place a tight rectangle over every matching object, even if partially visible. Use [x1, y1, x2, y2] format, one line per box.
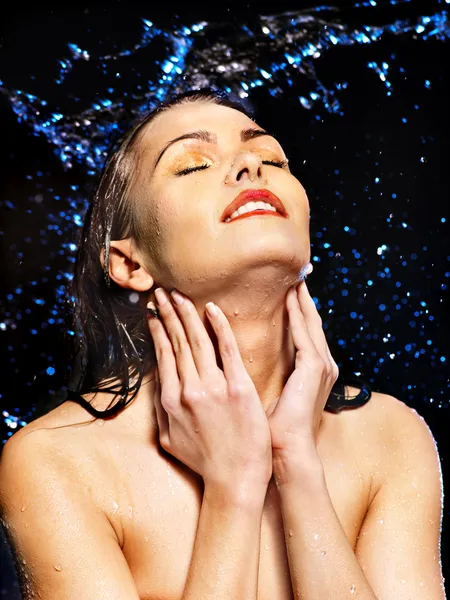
[175, 160, 288, 177]
[174, 163, 210, 176]
[263, 160, 289, 168]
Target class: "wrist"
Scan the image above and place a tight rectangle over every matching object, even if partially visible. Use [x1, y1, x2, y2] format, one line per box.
[272, 446, 324, 489]
[204, 476, 268, 511]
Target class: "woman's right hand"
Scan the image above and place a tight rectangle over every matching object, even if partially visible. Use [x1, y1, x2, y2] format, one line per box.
[147, 287, 273, 498]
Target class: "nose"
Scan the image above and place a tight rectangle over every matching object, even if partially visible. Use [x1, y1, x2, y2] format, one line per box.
[224, 151, 268, 186]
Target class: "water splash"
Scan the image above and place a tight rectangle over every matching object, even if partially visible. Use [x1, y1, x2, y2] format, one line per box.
[0, 5, 447, 172]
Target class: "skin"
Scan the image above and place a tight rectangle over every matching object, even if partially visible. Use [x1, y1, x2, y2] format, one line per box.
[107, 100, 311, 415]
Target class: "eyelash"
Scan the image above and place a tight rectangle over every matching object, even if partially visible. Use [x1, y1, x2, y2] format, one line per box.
[175, 160, 288, 177]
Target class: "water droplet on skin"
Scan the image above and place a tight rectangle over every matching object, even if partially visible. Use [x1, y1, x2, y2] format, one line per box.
[313, 533, 319, 540]
[144, 535, 150, 543]
[22, 559, 27, 565]
[128, 505, 133, 519]
[320, 550, 327, 557]
[401, 579, 407, 584]
[112, 500, 118, 514]
[234, 309, 239, 315]
[53, 564, 62, 571]
[379, 519, 383, 524]
[184, 504, 189, 513]
[350, 584, 356, 594]
[288, 529, 293, 537]
[249, 355, 254, 363]
[96, 419, 105, 427]
[264, 543, 270, 550]
[21, 505, 27, 512]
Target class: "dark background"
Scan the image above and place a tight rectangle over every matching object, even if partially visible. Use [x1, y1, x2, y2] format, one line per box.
[1, 0, 449, 596]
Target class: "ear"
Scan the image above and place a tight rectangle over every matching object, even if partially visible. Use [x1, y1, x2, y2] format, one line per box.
[100, 238, 154, 292]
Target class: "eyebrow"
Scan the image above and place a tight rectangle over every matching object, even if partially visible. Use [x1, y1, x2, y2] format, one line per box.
[154, 127, 278, 169]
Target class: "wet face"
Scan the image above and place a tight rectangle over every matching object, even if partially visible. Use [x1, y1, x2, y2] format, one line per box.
[132, 101, 311, 302]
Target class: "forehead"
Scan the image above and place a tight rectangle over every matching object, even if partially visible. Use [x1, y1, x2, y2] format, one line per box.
[139, 101, 261, 160]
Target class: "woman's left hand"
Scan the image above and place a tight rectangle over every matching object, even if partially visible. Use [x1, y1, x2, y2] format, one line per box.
[267, 281, 339, 470]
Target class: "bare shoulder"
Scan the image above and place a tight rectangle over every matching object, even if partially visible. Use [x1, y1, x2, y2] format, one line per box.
[342, 384, 430, 432]
[1, 409, 93, 495]
[1, 402, 114, 511]
[2, 402, 95, 467]
[0, 412, 141, 599]
[341, 386, 440, 496]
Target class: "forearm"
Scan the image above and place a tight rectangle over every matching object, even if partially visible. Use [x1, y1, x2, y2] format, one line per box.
[182, 481, 266, 600]
[276, 454, 378, 600]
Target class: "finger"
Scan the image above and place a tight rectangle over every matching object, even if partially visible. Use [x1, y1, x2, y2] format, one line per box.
[286, 286, 321, 360]
[152, 371, 170, 447]
[296, 282, 332, 365]
[205, 302, 253, 388]
[169, 289, 221, 379]
[154, 288, 200, 386]
[147, 310, 181, 412]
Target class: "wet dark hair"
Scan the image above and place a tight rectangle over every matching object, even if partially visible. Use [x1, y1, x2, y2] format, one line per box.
[65, 86, 372, 419]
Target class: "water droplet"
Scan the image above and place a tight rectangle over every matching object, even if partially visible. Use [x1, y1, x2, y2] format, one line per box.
[249, 355, 254, 363]
[401, 579, 407, 584]
[288, 529, 293, 537]
[144, 535, 150, 543]
[234, 309, 239, 315]
[128, 505, 133, 519]
[22, 559, 27, 565]
[379, 519, 383, 524]
[53, 564, 62, 571]
[21, 505, 27, 512]
[184, 504, 189, 513]
[112, 500, 118, 514]
[313, 533, 319, 540]
[264, 543, 270, 550]
[320, 550, 327, 557]
[96, 419, 105, 427]
[350, 584, 356, 594]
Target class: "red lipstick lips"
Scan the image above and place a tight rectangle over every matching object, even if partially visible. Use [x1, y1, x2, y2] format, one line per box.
[221, 189, 288, 222]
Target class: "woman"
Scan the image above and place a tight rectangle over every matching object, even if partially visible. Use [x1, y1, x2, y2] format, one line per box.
[0, 88, 444, 600]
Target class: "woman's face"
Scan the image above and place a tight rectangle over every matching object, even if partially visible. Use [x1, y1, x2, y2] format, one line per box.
[133, 100, 311, 299]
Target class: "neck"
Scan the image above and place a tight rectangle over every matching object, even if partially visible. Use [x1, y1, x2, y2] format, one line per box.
[206, 293, 296, 415]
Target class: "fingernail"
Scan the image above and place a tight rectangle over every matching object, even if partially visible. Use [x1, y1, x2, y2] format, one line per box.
[171, 289, 184, 305]
[306, 262, 313, 276]
[147, 301, 159, 318]
[206, 302, 218, 317]
[155, 287, 168, 306]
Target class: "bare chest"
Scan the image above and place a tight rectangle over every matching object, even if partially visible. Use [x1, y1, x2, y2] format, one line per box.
[99, 424, 373, 600]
